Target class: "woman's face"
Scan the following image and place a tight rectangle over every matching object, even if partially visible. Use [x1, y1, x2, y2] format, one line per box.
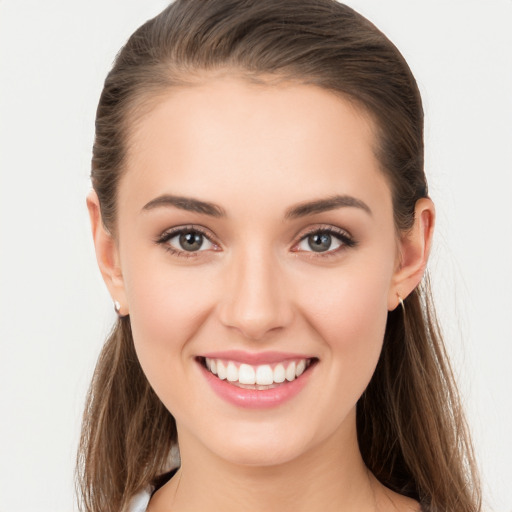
[112, 78, 403, 466]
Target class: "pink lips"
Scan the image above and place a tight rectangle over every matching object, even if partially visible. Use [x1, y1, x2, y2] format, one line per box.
[198, 351, 316, 409]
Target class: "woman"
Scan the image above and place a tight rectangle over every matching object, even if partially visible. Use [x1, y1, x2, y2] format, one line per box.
[77, 1, 481, 511]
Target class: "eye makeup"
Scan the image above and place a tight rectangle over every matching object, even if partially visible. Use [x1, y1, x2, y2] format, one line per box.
[155, 224, 220, 258]
[155, 223, 357, 260]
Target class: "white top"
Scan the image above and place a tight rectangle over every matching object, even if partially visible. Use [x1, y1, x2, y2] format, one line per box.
[128, 489, 152, 512]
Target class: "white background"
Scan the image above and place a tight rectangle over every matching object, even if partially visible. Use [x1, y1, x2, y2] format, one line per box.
[0, 1, 511, 511]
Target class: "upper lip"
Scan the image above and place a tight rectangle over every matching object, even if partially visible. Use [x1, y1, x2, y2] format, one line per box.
[199, 350, 315, 365]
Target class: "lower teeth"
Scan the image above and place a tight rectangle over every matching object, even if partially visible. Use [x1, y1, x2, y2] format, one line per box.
[230, 381, 282, 390]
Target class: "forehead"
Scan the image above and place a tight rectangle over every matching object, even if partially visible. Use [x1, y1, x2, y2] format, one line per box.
[120, 77, 391, 218]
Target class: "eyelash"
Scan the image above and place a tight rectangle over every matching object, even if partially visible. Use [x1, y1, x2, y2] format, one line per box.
[155, 225, 216, 259]
[155, 224, 356, 259]
[293, 225, 356, 259]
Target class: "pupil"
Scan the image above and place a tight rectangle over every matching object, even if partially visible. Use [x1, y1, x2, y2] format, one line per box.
[309, 233, 331, 252]
[180, 232, 203, 251]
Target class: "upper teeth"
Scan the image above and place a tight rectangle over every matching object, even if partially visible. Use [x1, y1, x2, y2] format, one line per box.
[205, 358, 308, 385]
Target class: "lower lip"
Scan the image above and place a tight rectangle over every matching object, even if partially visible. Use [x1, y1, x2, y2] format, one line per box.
[199, 361, 315, 409]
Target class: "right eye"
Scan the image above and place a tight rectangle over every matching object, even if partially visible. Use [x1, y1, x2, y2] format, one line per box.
[156, 226, 218, 257]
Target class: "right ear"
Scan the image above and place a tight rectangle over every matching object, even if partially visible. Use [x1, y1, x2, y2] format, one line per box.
[86, 190, 128, 315]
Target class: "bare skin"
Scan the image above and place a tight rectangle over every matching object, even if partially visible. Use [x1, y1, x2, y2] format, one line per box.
[88, 76, 433, 512]
[149, 410, 420, 512]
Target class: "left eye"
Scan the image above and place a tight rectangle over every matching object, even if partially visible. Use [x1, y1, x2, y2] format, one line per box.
[162, 229, 215, 252]
[296, 230, 351, 253]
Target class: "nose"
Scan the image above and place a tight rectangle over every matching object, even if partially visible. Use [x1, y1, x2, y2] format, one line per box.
[217, 247, 294, 341]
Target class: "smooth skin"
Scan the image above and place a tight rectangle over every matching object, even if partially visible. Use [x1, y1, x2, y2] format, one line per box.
[88, 76, 434, 511]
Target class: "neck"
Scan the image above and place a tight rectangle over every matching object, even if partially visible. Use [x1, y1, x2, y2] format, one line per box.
[149, 411, 378, 512]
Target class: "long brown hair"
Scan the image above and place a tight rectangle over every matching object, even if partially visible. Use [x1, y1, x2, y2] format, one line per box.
[77, 1, 481, 511]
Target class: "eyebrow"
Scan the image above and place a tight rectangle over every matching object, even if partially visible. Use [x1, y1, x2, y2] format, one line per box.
[284, 195, 372, 219]
[141, 193, 372, 219]
[142, 194, 226, 217]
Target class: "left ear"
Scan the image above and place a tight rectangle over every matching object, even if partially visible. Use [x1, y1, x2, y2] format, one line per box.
[388, 197, 435, 310]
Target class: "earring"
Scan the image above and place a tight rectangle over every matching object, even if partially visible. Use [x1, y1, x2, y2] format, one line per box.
[398, 295, 405, 313]
[114, 300, 122, 316]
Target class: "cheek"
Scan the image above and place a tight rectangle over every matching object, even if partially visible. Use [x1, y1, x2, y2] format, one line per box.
[297, 260, 392, 384]
[122, 258, 216, 389]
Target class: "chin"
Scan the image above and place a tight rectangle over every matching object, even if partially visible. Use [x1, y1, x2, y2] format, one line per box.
[217, 443, 308, 468]
[197, 421, 322, 469]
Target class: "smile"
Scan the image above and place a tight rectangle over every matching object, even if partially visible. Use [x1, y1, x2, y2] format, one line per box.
[203, 357, 313, 388]
[197, 355, 317, 408]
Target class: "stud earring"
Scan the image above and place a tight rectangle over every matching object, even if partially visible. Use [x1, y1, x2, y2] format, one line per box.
[114, 300, 122, 316]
